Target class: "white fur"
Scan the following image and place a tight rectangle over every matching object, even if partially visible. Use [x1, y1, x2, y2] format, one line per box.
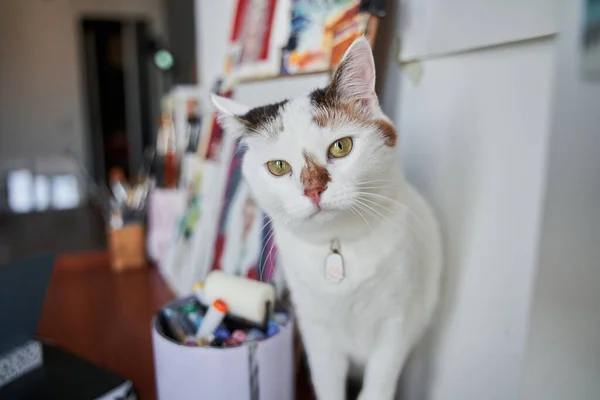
[213, 37, 442, 400]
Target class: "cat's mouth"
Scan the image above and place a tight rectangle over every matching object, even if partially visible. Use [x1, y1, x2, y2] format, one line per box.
[308, 209, 324, 219]
[307, 203, 336, 220]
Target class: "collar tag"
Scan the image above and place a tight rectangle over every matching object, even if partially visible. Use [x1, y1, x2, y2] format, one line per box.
[325, 239, 344, 284]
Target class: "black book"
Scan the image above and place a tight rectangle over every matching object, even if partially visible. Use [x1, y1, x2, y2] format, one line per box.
[0, 342, 134, 400]
[0, 253, 135, 400]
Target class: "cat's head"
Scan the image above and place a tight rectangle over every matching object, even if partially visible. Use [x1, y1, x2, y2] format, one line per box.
[212, 37, 399, 236]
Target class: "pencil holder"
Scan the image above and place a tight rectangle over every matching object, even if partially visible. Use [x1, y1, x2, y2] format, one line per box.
[107, 222, 147, 271]
[152, 297, 295, 400]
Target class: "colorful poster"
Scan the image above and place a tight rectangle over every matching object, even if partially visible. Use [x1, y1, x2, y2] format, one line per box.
[281, 0, 367, 75]
[224, 0, 287, 80]
[210, 140, 278, 283]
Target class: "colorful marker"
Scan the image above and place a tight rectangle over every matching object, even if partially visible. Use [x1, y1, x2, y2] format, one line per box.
[267, 321, 279, 337]
[232, 329, 247, 343]
[196, 299, 228, 340]
[178, 312, 197, 336]
[214, 326, 231, 340]
[182, 302, 201, 325]
[163, 308, 186, 342]
[196, 336, 211, 347]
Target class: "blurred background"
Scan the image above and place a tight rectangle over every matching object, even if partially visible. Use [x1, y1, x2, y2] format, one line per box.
[1, 0, 599, 399]
[0, 0, 196, 260]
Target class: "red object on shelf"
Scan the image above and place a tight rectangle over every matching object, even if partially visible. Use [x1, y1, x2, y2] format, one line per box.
[164, 152, 178, 189]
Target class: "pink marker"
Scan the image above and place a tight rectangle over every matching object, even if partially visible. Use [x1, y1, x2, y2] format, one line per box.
[232, 329, 247, 343]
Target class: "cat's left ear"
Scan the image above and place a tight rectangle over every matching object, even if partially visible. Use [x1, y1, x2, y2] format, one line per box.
[330, 36, 378, 115]
[211, 94, 251, 137]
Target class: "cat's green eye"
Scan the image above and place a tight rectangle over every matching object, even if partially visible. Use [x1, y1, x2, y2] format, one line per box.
[266, 160, 291, 176]
[328, 137, 353, 158]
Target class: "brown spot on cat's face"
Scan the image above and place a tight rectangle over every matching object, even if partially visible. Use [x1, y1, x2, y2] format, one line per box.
[310, 99, 398, 148]
[309, 54, 362, 125]
[300, 151, 331, 191]
[374, 119, 397, 147]
[308, 59, 397, 147]
[311, 100, 364, 128]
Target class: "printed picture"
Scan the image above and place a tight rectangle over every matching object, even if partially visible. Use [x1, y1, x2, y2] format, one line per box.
[211, 142, 254, 276]
[281, 0, 368, 75]
[224, 0, 286, 80]
[220, 182, 263, 279]
[210, 140, 279, 283]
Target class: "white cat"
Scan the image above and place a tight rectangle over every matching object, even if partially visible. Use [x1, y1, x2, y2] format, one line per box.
[212, 37, 442, 400]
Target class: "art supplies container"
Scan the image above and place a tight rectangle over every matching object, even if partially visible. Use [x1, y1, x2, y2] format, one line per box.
[107, 222, 146, 271]
[152, 296, 295, 400]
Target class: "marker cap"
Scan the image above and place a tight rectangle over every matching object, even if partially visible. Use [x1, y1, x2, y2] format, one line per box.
[213, 299, 228, 313]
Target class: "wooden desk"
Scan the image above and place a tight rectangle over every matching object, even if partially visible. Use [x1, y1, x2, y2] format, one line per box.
[37, 266, 173, 399]
[37, 264, 318, 399]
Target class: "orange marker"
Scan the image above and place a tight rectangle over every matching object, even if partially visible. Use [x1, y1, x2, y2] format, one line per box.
[195, 299, 228, 340]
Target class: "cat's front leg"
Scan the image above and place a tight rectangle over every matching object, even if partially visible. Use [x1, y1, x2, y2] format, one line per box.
[357, 322, 410, 400]
[301, 322, 349, 400]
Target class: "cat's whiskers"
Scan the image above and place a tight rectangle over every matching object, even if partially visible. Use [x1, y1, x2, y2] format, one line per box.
[258, 228, 277, 281]
[354, 196, 434, 249]
[257, 205, 309, 280]
[349, 203, 372, 233]
[356, 196, 423, 236]
[356, 191, 435, 231]
[353, 199, 420, 255]
[355, 181, 433, 228]
[263, 231, 280, 280]
[258, 208, 287, 234]
[355, 179, 399, 185]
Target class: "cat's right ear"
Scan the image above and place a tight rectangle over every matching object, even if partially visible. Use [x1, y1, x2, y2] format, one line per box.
[211, 94, 251, 137]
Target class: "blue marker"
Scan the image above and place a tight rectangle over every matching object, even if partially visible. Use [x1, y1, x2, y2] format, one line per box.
[267, 321, 279, 337]
[214, 326, 231, 340]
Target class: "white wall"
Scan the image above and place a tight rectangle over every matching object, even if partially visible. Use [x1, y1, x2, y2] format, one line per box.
[234, 74, 330, 107]
[0, 0, 164, 175]
[375, 1, 557, 399]
[399, 0, 556, 61]
[521, 1, 600, 398]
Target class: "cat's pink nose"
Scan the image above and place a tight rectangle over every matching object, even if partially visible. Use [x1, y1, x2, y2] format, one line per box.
[304, 187, 325, 205]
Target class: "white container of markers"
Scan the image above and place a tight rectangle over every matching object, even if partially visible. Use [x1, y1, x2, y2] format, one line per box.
[151, 296, 295, 400]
